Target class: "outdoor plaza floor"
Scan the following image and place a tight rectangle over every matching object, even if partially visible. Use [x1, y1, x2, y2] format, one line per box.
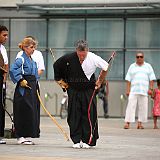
[0, 117, 160, 160]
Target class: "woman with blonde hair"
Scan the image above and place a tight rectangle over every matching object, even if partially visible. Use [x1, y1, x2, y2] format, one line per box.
[10, 37, 39, 145]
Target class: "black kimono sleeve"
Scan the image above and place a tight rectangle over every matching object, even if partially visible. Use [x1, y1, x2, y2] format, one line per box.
[53, 55, 67, 81]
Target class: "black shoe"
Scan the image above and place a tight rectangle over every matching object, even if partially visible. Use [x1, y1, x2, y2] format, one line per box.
[104, 113, 109, 118]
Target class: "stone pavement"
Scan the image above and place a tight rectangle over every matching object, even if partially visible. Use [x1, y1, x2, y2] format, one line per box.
[0, 117, 160, 160]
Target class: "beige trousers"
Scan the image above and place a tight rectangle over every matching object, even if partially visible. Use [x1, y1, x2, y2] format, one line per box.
[125, 94, 148, 123]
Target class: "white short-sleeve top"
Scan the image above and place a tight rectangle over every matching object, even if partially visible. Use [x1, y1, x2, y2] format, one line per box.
[0, 44, 8, 65]
[17, 50, 45, 71]
[82, 52, 109, 80]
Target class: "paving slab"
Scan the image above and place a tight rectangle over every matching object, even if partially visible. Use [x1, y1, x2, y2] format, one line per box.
[0, 117, 160, 160]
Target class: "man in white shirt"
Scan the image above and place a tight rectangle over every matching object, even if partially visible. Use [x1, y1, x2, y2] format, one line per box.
[124, 51, 156, 129]
[0, 25, 9, 144]
[54, 40, 109, 149]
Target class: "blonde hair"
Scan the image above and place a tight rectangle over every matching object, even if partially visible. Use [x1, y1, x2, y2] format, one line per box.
[25, 35, 38, 45]
[18, 37, 37, 50]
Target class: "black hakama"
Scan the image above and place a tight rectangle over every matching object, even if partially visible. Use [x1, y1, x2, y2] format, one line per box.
[0, 73, 5, 137]
[67, 88, 98, 146]
[13, 75, 39, 138]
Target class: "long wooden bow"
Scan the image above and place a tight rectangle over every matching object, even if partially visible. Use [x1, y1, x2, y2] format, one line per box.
[88, 51, 116, 145]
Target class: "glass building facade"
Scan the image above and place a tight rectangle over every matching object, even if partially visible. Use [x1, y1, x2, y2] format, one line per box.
[0, 15, 160, 80]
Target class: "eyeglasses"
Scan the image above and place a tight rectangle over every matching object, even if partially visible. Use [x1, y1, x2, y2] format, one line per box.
[136, 56, 143, 59]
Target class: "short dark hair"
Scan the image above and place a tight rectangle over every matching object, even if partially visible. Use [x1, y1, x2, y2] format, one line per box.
[157, 79, 160, 86]
[136, 51, 144, 56]
[0, 25, 8, 33]
[75, 40, 88, 51]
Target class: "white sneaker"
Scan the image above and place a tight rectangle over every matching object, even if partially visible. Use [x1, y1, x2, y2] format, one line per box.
[25, 138, 35, 145]
[82, 143, 91, 149]
[72, 143, 81, 149]
[17, 137, 26, 144]
[0, 139, 6, 144]
[17, 137, 34, 145]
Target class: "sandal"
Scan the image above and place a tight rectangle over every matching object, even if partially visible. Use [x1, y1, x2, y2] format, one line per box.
[124, 124, 130, 129]
[137, 125, 144, 129]
[154, 126, 158, 129]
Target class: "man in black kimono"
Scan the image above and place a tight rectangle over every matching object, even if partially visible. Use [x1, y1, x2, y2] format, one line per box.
[54, 40, 109, 148]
